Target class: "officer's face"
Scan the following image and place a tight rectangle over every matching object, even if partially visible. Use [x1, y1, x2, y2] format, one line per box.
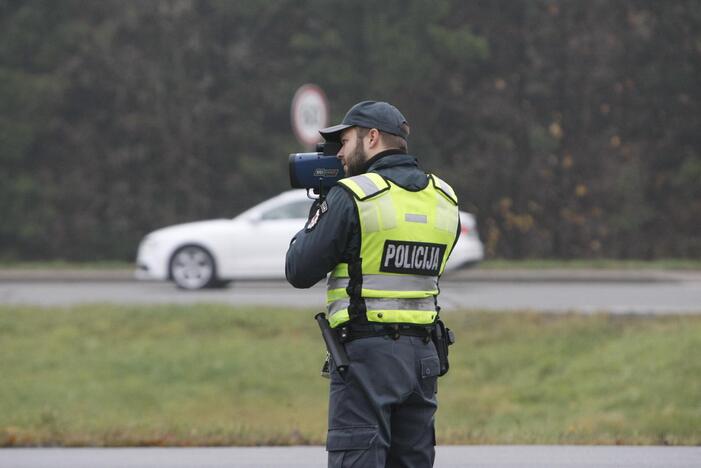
[338, 127, 368, 177]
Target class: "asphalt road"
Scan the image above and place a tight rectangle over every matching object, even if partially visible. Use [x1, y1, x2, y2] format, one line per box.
[1, 446, 699, 468]
[1, 276, 701, 313]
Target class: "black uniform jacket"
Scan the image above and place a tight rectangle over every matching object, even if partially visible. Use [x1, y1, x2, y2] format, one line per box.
[285, 150, 460, 289]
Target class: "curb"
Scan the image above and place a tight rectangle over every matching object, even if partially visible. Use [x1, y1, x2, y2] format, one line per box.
[0, 269, 135, 282]
[442, 268, 701, 283]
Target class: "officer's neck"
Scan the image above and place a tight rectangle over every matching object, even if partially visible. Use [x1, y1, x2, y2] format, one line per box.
[362, 149, 405, 173]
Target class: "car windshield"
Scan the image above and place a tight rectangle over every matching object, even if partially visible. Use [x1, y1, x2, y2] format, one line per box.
[260, 199, 312, 220]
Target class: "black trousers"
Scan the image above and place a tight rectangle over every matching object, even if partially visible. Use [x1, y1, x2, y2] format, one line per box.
[326, 335, 440, 468]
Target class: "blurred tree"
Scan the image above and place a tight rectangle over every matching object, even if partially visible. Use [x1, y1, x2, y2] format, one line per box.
[0, 0, 699, 260]
[0, 0, 78, 258]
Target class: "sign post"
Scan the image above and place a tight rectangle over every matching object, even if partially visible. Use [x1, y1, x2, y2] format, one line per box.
[291, 84, 329, 149]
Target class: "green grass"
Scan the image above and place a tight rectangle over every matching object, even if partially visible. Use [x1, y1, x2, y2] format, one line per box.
[479, 258, 701, 270]
[0, 305, 699, 446]
[439, 310, 701, 445]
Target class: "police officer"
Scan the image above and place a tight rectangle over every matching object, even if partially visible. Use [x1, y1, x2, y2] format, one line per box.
[286, 101, 460, 467]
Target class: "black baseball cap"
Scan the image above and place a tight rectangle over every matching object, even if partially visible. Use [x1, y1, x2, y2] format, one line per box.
[319, 101, 409, 143]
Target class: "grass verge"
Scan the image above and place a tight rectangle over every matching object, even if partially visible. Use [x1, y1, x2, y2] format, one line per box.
[0, 305, 699, 446]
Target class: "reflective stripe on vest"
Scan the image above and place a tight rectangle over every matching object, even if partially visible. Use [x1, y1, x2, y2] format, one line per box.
[431, 174, 458, 205]
[328, 173, 459, 328]
[431, 174, 459, 233]
[340, 172, 390, 200]
[328, 298, 438, 328]
[327, 274, 438, 294]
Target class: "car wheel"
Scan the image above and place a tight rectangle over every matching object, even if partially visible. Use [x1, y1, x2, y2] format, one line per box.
[169, 245, 218, 290]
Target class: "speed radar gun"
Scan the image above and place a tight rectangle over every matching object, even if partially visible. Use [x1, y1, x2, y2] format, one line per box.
[289, 141, 343, 197]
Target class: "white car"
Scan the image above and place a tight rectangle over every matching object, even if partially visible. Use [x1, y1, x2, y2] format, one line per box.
[135, 190, 484, 289]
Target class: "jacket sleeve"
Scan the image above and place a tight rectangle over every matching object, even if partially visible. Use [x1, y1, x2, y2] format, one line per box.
[285, 186, 358, 288]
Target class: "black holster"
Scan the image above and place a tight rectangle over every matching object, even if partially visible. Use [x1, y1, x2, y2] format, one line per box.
[431, 318, 455, 376]
[315, 313, 350, 373]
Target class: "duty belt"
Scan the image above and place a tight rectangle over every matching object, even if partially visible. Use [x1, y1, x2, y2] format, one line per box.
[337, 323, 434, 343]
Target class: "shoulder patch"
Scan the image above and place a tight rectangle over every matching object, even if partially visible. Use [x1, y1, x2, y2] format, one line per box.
[305, 200, 329, 231]
[305, 207, 321, 231]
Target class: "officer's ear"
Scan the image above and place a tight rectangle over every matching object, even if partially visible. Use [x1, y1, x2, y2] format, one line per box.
[366, 128, 382, 149]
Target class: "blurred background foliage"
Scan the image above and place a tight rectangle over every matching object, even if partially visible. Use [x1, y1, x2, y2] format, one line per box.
[1, 0, 699, 261]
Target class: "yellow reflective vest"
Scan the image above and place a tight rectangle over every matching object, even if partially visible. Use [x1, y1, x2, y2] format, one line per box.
[327, 172, 459, 328]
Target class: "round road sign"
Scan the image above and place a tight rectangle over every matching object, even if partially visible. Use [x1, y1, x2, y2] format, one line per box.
[291, 84, 329, 147]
